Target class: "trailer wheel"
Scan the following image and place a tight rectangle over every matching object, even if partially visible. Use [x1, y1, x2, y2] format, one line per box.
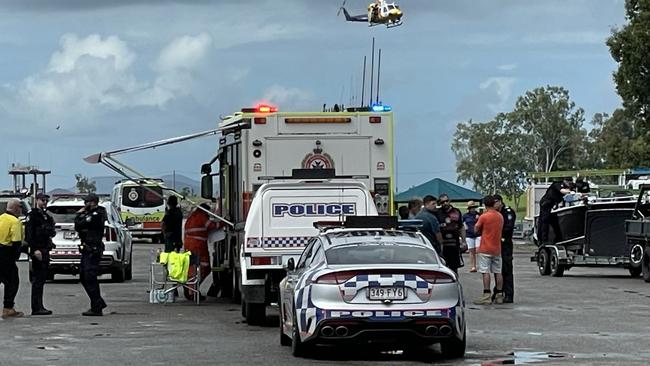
[538, 249, 551, 276]
[630, 243, 644, 268]
[642, 246, 650, 283]
[550, 250, 565, 277]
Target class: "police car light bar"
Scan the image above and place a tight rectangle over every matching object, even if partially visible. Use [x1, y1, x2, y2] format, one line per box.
[313, 220, 346, 231]
[397, 219, 424, 232]
[344, 216, 398, 230]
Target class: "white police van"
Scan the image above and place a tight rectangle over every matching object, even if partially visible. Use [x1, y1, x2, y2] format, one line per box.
[240, 177, 378, 325]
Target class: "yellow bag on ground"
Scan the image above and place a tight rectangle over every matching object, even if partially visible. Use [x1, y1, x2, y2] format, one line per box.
[165, 251, 191, 283]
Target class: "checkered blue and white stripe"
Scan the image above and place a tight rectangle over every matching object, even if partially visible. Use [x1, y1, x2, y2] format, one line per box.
[262, 237, 311, 248]
[340, 273, 433, 301]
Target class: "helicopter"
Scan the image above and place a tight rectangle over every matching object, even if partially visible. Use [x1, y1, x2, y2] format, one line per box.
[338, 0, 403, 28]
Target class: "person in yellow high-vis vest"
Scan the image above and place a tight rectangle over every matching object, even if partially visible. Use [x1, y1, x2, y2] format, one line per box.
[0, 199, 25, 319]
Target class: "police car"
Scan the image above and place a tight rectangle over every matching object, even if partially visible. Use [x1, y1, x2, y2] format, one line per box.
[278, 218, 466, 358]
[42, 195, 134, 282]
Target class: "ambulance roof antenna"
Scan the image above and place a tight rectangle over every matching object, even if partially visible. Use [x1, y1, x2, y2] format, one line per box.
[369, 37, 375, 107]
[361, 55, 366, 108]
[376, 48, 382, 104]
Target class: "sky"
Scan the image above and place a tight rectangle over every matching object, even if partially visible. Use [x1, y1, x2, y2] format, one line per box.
[0, 0, 628, 192]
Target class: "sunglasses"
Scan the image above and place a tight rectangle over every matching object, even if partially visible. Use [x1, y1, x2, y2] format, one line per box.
[439, 200, 449, 204]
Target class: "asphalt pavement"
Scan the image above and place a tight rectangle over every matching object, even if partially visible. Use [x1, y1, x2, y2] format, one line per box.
[2, 242, 650, 366]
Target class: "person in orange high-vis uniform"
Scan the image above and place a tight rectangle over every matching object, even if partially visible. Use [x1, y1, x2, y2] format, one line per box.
[183, 203, 217, 300]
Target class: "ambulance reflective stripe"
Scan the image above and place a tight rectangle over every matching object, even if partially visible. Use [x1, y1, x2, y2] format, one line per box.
[272, 203, 357, 217]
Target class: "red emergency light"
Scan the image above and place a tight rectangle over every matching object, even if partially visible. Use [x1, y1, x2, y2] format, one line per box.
[242, 104, 278, 113]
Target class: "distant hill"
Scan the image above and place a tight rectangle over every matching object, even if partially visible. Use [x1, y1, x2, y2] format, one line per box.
[57, 174, 203, 195]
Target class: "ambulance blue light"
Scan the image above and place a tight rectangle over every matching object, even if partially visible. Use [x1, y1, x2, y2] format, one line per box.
[371, 104, 392, 112]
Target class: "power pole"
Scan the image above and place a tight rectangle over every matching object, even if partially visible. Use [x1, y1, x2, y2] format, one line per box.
[172, 170, 176, 191]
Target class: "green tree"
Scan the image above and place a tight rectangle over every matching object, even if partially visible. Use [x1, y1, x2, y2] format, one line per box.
[608, 0, 650, 128]
[507, 86, 587, 172]
[75, 174, 96, 193]
[452, 114, 528, 210]
[587, 110, 636, 168]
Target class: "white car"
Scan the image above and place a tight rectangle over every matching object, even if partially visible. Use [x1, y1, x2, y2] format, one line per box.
[38, 196, 134, 282]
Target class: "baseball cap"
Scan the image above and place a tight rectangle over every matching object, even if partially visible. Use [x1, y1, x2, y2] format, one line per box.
[83, 193, 99, 203]
[36, 193, 50, 200]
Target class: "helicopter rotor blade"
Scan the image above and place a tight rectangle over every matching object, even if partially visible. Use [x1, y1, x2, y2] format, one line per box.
[337, 0, 346, 16]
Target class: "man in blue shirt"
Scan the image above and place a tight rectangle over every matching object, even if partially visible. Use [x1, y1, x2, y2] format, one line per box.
[415, 195, 443, 254]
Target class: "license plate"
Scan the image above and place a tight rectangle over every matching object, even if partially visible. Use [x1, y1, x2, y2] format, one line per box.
[63, 231, 78, 240]
[367, 287, 406, 300]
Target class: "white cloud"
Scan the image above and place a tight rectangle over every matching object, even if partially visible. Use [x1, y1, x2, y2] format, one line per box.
[2, 33, 215, 126]
[497, 63, 517, 71]
[156, 33, 212, 72]
[262, 85, 315, 111]
[48, 33, 135, 73]
[479, 77, 516, 113]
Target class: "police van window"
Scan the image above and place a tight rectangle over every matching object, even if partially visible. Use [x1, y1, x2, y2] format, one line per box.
[326, 242, 438, 265]
[297, 239, 317, 269]
[122, 186, 164, 208]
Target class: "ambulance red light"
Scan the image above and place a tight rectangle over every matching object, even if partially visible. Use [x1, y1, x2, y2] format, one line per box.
[369, 116, 381, 123]
[257, 105, 277, 113]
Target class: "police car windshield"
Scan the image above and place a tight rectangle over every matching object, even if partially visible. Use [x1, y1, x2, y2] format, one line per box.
[326, 242, 437, 265]
[122, 186, 164, 208]
[48, 206, 82, 223]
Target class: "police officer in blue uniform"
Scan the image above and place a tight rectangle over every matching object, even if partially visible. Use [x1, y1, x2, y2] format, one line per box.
[494, 194, 516, 303]
[74, 193, 107, 316]
[25, 193, 56, 315]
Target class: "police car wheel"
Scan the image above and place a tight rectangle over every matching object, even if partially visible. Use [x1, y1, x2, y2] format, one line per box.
[279, 306, 292, 346]
[291, 310, 314, 357]
[439, 327, 466, 359]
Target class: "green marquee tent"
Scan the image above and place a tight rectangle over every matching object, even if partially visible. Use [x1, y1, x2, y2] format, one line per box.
[395, 178, 483, 203]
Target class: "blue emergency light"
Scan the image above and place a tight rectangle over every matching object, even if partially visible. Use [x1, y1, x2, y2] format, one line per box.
[371, 104, 392, 112]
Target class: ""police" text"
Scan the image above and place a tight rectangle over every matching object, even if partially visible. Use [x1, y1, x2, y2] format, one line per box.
[272, 203, 356, 217]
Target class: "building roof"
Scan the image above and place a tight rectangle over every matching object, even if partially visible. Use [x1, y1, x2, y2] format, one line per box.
[395, 178, 483, 202]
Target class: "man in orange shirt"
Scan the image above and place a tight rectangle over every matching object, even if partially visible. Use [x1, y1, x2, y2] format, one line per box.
[473, 195, 505, 305]
[183, 203, 217, 300]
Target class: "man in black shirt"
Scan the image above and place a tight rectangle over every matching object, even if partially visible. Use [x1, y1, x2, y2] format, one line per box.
[537, 178, 573, 244]
[162, 195, 183, 252]
[25, 193, 56, 315]
[437, 193, 466, 273]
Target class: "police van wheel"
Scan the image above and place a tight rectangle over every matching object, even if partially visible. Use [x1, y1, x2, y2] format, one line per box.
[245, 302, 266, 326]
[629, 267, 642, 278]
[642, 246, 650, 283]
[538, 249, 551, 276]
[232, 269, 242, 304]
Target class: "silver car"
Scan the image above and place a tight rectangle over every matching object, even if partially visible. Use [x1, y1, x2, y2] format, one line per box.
[37, 196, 134, 282]
[279, 228, 466, 358]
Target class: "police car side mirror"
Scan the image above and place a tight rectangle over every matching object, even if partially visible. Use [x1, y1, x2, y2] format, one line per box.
[125, 217, 136, 227]
[286, 258, 295, 272]
[440, 257, 447, 266]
